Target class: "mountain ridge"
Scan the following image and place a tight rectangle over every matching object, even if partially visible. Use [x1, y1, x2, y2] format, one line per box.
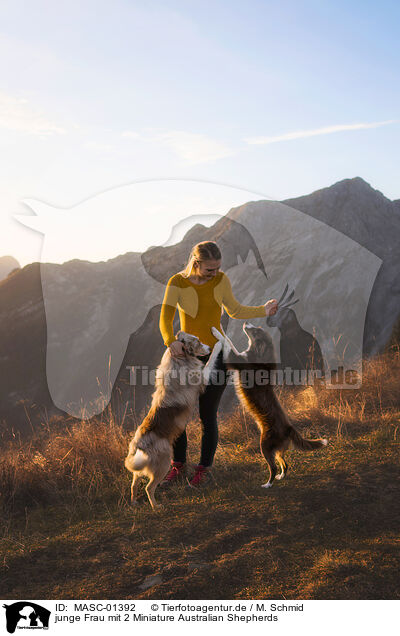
[1, 176, 399, 432]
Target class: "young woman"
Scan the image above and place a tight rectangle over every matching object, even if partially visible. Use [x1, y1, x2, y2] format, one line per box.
[159, 241, 278, 487]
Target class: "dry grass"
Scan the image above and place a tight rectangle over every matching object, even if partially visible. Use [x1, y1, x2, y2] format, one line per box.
[0, 350, 399, 600]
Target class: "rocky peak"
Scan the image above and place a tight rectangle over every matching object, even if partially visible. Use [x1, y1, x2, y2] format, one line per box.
[282, 177, 398, 258]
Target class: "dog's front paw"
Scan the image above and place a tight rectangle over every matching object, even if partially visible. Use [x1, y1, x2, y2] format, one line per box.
[213, 340, 222, 354]
[211, 327, 225, 341]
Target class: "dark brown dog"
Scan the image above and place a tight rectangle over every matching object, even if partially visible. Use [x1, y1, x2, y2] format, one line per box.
[212, 324, 328, 488]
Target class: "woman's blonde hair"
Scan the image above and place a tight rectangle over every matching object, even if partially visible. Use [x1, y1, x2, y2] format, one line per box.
[180, 241, 222, 278]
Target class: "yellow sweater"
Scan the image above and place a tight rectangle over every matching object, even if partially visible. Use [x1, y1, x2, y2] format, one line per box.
[159, 271, 266, 348]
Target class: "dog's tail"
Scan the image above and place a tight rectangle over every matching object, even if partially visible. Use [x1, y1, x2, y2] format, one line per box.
[124, 448, 149, 472]
[289, 427, 328, 451]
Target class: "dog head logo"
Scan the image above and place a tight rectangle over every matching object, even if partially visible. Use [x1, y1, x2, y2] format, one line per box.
[16, 179, 381, 417]
[3, 602, 50, 633]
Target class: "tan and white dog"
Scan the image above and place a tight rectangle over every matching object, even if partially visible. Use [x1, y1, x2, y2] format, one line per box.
[125, 331, 222, 508]
[212, 324, 328, 488]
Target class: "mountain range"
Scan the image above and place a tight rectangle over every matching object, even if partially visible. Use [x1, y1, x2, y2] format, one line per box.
[0, 177, 399, 434]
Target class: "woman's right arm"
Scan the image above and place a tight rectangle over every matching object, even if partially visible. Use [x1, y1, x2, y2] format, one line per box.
[159, 276, 179, 347]
[159, 276, 185, 357]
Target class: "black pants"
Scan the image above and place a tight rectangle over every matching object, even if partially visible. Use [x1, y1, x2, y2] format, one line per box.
[173, 350, 228, 467]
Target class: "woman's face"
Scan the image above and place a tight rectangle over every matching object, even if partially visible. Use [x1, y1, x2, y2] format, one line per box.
[196, 258, 221, 280]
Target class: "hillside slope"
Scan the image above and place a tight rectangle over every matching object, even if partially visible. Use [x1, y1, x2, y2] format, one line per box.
[1, 351, 398, 600]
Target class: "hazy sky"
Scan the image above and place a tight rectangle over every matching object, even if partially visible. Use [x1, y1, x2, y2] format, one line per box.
[1, 0, 399, 265]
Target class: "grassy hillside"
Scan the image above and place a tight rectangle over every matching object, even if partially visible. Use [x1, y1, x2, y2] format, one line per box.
[1, 349, 399, 600]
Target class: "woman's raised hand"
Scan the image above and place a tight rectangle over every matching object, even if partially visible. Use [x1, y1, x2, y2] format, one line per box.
[169, 340, 186, 359]
[264, 299, 278, 317]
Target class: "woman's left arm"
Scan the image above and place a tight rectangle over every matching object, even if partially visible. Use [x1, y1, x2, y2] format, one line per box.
[221, 273, 278, 318]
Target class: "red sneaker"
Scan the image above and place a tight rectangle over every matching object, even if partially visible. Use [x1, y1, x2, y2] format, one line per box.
[161, 461, 185, 486]
[189, 465, 211, 487]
